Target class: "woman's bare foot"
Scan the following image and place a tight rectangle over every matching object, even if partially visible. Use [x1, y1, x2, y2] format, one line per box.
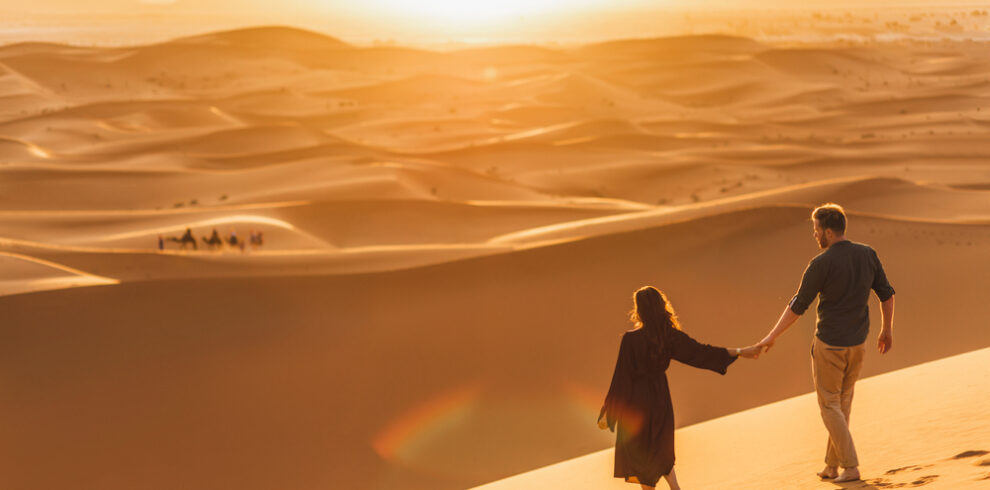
[833, 467, 861, 483]
[816, 466, 838, 479]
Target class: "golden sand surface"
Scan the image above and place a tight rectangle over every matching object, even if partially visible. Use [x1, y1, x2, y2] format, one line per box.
[476, 347, 990, 489]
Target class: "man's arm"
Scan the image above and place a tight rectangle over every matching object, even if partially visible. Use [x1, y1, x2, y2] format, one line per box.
[877, 295, 895, 354]
[871, 248, 896, 355]
[760, 257, 823, 352]
[758, 306, 801, 352]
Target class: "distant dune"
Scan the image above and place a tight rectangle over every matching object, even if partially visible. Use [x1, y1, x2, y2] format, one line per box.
[171, 26, 351, 51]
[2, 25, 990, 490]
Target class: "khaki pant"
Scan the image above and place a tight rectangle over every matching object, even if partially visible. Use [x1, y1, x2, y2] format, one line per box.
[811, 336, 864, 468]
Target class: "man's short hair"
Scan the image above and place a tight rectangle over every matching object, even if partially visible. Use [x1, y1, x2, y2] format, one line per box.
[813, 203, 846, 233]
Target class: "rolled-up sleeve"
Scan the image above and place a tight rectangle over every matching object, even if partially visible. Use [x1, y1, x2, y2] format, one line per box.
[871, 249, 895, 301]
[789, 257, 825, 315]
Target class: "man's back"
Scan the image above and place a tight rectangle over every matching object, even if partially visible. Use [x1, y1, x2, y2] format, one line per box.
[790, 240, 895, 347]
[758, 203, 897, 482]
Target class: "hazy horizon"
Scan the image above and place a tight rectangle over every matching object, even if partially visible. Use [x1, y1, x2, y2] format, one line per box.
[2, 1, 989, 47]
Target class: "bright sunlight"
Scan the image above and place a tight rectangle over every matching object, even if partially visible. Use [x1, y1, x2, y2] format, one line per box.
[344, 0, 600, 27]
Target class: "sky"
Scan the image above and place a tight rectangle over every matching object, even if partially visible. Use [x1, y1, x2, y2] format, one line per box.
[1, 1, 987, 46]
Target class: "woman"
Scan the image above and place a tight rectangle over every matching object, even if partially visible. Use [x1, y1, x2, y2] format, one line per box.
[598, 286, 761, 490]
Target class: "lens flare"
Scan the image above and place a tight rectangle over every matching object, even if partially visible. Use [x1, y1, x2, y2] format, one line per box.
[372, 383, 483, 463]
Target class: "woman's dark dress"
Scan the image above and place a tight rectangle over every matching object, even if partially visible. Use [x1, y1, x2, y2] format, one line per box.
[599, 328, 735, 486]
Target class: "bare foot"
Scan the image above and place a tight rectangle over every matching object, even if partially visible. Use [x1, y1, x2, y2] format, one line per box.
[817, 466, 838, 479]
[833, 467, 861, 483]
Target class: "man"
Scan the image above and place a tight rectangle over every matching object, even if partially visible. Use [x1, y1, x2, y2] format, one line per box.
[757, 203, 895, 483]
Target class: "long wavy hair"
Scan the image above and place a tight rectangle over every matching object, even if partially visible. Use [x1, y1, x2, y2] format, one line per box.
[629, 286, 683, 358]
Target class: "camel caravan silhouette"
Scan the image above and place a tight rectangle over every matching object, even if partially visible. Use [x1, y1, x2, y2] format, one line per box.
[160, 227, 264, 252]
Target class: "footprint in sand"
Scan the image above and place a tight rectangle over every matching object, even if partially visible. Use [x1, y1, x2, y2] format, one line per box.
[873, 450, 990, 487]
[864, 478, 898, 487]
[950, 449, 990, 483]
[951, 449, 989, 459]
[907, 475, 939, 486]
[952, 450, 990, 475]
[884, 464, 932, 475]
[864, 474, 940, 488]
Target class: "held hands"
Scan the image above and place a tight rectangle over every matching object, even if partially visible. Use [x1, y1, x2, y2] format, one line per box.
[737, 345, 763, 359]
[757, 335, 776, 353]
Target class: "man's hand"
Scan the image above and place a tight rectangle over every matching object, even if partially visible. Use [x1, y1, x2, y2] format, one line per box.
[757, 307, 799, 355]
[738, 345, 762, 359]
[597, 414, 609, 430]
[877, 329, 893, 354]
[758, 335, 776, 353]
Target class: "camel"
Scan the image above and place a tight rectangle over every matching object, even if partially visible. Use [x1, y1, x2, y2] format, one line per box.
[202, 229, 223, 250]
[168, 228, 198, 250]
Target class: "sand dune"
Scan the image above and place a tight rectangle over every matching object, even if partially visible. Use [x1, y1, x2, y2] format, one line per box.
[331, 117, 504, 150]
[578, 35, 766, 60]
[325, 74, 492, 104]
[489, 176, 990, 246]
[0, 135, 52, 160]
[171, 26, 350, 51]
[0, 41, 83, 57]
[0, 251, 117, 296]
[475, 346, 990, 489]
[755, 48, 905, 79]
[0, 199, 633, 250]
[216, 90, 348, 119]
[3, 204, 988, 490]
[486, 104, 585, 127]
[447, 45, 564, 66]
[312, 46, 446, 73]
[2, 24, 990, 489]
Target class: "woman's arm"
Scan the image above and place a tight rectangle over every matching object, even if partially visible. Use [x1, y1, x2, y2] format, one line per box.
[599, 333, 632, 431]
[670, 329, 738, 374]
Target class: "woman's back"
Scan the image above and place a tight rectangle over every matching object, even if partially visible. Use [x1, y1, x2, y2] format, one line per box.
[599, 287, 738, 488]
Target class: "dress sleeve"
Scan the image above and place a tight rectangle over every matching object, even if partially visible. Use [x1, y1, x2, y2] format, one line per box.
[669, 329, 736, 375]
[599, 333, 632, 432]
[870, 249, 895, 301]
[789, 256, 826, 315]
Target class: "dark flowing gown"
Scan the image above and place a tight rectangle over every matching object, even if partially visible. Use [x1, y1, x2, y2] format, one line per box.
[598, 327, 736, 487]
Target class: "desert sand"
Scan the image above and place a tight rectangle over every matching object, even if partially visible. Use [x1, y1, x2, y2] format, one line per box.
[2, 22, 990, 490]
[475, 346, 990, 489]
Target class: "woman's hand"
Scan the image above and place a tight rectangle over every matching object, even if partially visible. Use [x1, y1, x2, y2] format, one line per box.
[597, 414, 609, 430]
[737, 345, 762, 359]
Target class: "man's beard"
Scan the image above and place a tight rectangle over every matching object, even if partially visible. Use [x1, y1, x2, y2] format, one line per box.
[818, 235, 829, 248]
